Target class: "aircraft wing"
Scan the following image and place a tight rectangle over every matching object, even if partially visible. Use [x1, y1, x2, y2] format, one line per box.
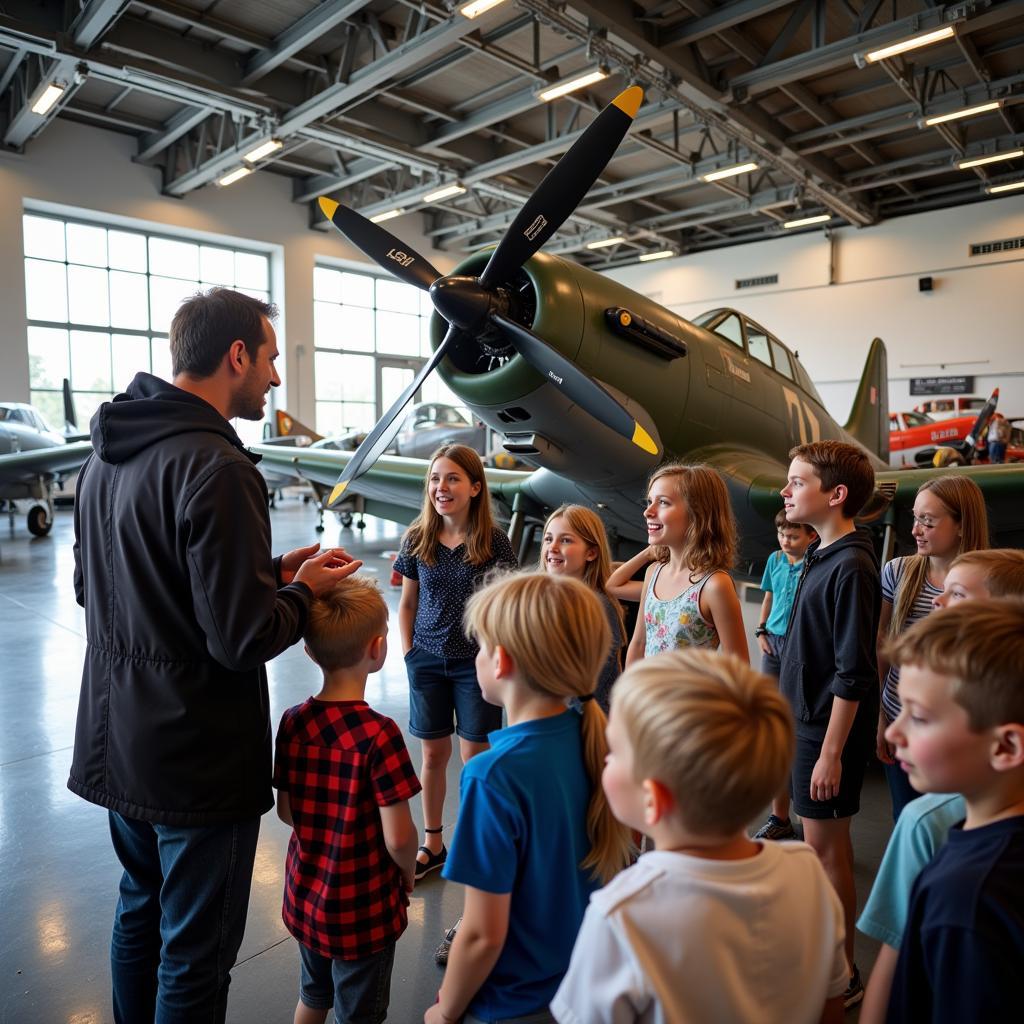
[0, 441, 93, 488]
[250, 443, 534, 527]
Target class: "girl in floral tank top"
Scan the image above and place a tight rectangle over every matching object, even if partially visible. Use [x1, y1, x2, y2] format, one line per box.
[625, 462, 748, 666]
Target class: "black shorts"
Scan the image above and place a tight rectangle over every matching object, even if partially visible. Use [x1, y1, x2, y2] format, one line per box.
[790, 730, 870, 820]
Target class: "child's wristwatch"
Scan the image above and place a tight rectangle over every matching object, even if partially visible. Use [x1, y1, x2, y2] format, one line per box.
[754, 624, 768, 638]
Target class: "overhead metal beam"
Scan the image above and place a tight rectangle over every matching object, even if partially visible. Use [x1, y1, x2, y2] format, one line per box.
[558, 0, 875, 224]
[69, 0, 130, 49]
[658, 0, 795, 47]
[0, 48, 26, 99]
[727, 2, 1024, 99]
[4, 56, 81, 148]
[241, 0, 374, 84]
[135, 105, 210, 161]
[423, 84, 540, 151]
[275, 14, 480, 136]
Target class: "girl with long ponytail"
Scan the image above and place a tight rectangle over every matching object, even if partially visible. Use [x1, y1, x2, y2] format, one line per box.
[424, 572, 633, 1024]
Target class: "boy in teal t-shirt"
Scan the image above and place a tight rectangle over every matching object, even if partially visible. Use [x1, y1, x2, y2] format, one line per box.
[752, 510, 817, 841]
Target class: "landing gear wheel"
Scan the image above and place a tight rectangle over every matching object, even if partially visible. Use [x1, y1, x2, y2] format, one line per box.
[27, 505, 52, 536]
[339, 511, 354, 528]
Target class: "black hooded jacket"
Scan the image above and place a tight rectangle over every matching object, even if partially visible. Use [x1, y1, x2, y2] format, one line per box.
[68, 373, 311, 826]
[778, 529, 881, 743]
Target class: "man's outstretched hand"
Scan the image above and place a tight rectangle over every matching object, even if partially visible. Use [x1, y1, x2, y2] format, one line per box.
[283, 543, 363, 596]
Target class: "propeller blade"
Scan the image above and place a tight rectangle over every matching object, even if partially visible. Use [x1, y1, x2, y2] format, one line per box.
[965, 387, 999, 449]
[479, 85, 643, 289]
[492, 314, 658, 456]
[318, 197, 442, 292]
[326, 327, 457, 507]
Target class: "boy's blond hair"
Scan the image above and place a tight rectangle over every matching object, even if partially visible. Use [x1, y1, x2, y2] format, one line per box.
[789, 440, 875, 518]
[304, 575, 388, 671]
[949, 548, 1024, 599]
[886, 599, 1024, 731]
[465, 572, 634, 884]
[611, 649, 795, 835]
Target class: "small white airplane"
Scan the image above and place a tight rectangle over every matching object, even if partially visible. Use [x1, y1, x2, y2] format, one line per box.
[0, 382, 92, 536]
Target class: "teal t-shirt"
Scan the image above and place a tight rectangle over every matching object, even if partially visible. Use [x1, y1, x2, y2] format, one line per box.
[443, 709, 598, 1021]
[857, 791, 966, 948]
[759, 549, 805, 635]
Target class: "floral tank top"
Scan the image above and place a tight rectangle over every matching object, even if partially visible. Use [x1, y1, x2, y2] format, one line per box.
[643, 563, 720, 656]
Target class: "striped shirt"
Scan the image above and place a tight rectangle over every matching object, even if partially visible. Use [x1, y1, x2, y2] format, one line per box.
[881, 557, 942, 722]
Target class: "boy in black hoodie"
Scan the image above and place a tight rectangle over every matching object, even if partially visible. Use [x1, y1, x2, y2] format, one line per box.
[779, 440, 881, 1009]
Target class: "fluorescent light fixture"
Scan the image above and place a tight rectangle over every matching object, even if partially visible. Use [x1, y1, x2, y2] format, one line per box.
[586, 236, 624, 249]
[987, 179, 1024, 194]
[638, 250, 674, 262]
[958, 148, 1024, 169]
[243, 138, 283, 163]
[30, 82, 65, 116]
[217, 166, 252, 187]
[783, 213, 831, 229]
[701, 161, 758, 183]
[370, 209, 403, 223]
[459, 0, 507, 17]
[923, 101, 1000, 127]
[423, 183, 467, 203]
[536, 68, 608, 103]
[862, 26, 955, 64]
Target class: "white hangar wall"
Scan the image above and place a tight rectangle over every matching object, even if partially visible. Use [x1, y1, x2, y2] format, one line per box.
[606, 194, 1024, 423]
[0, 119, 454, 426]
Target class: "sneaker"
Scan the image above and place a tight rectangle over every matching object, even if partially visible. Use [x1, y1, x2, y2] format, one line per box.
[843, 965, 864, 1009]
[434, 918, 462, 967]
[753, 814, 798, 841]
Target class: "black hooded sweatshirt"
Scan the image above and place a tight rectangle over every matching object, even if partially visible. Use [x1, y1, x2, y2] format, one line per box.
[68, 373, 311, 826]
[778, 529, 881, 744]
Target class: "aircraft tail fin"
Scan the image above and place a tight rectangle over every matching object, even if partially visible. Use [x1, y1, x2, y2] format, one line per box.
[63, 378, 77, 431]
[843, 338, 889, 462]
[275, 409, 323, 442]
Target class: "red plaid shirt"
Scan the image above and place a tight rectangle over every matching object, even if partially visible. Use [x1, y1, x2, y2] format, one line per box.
[273, 699, 421, 959]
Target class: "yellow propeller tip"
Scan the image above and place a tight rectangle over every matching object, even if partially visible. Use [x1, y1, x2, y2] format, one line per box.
[632, 422, 658, 455]
[328, 481, 347, 506]
[613, 85, 644, 119]
[318, 196, 340, 220]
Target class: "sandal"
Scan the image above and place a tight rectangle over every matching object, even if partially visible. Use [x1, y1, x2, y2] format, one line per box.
[415, 827, 447, 882]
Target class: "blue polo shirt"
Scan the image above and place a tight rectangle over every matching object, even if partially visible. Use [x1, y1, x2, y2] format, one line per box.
[393, 526, 517, 658]
[759, 549, 805, 636]
[443, 710, 598, 1022]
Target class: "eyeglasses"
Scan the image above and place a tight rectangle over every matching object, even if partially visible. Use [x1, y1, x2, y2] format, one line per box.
[911, 514, 944, 529]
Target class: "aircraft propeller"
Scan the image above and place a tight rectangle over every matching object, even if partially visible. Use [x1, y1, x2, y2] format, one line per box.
[317, 84, 655, 507]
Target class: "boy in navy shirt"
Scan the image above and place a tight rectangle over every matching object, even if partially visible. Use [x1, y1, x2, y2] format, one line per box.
[878, 600, 1024, 1024]
[274, 576, 421, 1024]
[779, 440, 881, 1007]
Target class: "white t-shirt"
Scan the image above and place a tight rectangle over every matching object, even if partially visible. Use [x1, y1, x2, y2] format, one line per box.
[551, 843, 847, 1024]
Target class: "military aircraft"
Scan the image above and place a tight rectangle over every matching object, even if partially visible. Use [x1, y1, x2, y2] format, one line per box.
[254, 85, 1024, 574]
[0, 389, 92, 536]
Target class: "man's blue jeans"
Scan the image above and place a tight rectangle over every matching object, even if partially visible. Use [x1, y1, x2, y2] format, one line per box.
[108, 811, 261, 1024]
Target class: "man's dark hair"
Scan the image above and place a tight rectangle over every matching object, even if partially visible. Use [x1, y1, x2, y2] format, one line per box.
[170, 288, 278, 378]
[774, 508, 815, 533]
[789, 440, 875, 518]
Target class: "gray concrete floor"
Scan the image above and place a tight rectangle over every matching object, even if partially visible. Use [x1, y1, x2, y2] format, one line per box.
[0, 497, 884, 1024]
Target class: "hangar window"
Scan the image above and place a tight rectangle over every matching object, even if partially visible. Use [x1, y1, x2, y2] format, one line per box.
[23, 212, 271, 442]
[313, 265, 458, 437]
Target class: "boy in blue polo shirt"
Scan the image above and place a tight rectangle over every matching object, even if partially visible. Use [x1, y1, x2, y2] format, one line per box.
[752, 509, 817, 842]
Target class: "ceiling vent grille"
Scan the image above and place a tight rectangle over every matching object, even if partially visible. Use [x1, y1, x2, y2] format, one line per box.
[735, 274, 778, 289]
[969, 236, 1023, 256]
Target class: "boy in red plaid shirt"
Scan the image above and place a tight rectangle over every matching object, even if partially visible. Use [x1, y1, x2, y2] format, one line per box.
[274, 576, 421, 1024]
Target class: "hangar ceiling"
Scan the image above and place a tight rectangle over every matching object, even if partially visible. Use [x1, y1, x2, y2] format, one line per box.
[2, 0, 1023, 268]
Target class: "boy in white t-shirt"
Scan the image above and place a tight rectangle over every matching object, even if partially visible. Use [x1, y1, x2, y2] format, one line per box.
[551, 649, 847, 1024]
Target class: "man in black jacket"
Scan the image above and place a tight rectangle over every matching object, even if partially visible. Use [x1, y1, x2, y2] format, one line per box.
[69, 288, 361, 1024]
